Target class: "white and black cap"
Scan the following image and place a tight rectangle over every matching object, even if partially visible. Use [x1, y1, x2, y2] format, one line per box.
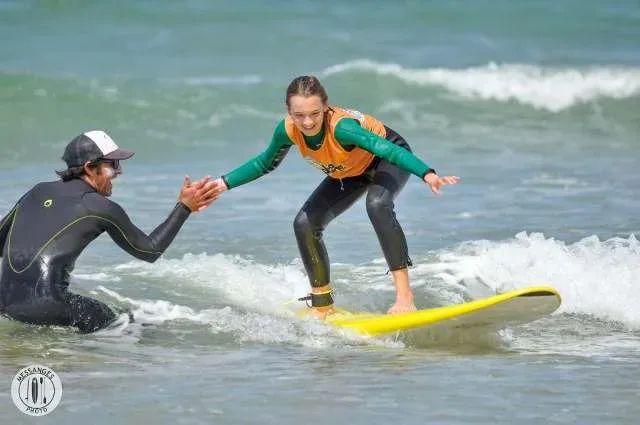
[62, 130, 135, 168]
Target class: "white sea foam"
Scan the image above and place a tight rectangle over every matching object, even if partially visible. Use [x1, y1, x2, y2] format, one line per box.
[97, 284, 400, 349]
[90, 253, 400, 346]
[422, 232, 640, 328]
[323, 59, 640, 112]
[86, 229, 640, 348]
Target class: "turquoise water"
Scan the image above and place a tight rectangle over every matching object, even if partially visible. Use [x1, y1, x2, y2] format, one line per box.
[1, 1, 639, 423]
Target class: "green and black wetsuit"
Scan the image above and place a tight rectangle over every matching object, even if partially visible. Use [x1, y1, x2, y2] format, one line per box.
[223, 115, 434, 290]
[0, 178, 191, 332]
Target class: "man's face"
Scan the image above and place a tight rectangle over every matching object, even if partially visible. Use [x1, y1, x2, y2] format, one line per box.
[87, 160, 122, 196]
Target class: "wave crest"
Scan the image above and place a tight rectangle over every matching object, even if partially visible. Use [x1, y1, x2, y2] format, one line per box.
[323, 59, 640, 112]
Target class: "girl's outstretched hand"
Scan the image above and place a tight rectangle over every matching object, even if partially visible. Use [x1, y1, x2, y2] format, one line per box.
[424, 172, 460, 195]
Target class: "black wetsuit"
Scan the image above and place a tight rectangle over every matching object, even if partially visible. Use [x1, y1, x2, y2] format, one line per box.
[293, 126, 413, 286]
[0, 178, 191, 333]
[223, 116, 427, 290]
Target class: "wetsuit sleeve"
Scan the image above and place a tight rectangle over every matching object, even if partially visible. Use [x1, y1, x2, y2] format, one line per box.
[222, 120, 293, 189]
[84, 194, 191, 263]
[0, 205, 18, 257]
[335, 118, 432, 178]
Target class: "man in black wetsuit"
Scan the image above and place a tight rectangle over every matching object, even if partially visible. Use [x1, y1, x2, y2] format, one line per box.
[0, 130, 218, 333]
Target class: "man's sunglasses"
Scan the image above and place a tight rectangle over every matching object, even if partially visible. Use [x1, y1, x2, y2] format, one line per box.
[100, 159, 121, 170]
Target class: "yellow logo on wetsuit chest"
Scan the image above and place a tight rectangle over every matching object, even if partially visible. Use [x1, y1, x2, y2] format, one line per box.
[304, 157, 347, 175]
[43, 199, 53, 208]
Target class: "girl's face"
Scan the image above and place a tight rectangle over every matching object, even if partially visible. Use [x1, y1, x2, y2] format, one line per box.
[287, 95, 327, 136]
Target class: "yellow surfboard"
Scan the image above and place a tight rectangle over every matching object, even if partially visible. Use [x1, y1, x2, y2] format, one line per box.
[298, 286, 561, 336]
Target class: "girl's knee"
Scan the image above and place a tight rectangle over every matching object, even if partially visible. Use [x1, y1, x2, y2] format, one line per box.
[366, 195, 393, 219]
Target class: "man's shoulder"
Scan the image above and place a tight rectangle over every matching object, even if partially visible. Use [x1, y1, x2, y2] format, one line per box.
[28, 180, 58, 192]
[30, 179, 92, 194]
[16, 180, 63, 204]
[81, 191, 124, 217]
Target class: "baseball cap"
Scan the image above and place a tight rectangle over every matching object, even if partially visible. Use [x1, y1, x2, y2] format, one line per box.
[62, 130, 135, 168]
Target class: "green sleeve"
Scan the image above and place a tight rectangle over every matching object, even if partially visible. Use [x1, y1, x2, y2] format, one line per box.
[222, 120, 294, 189]
[334, 119, 432, 178]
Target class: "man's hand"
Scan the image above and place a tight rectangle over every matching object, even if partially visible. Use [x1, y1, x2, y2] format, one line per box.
[179, 176, 221, 212]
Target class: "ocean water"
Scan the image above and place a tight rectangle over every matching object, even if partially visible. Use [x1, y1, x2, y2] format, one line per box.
[1, 0, 639, 423]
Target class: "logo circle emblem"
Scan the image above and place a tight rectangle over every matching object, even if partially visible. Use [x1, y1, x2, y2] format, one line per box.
[43, 199, 53, 207]
[11, 365, 63, 416]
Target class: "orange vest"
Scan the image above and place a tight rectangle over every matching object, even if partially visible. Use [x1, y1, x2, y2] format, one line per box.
[284, 106, 387, 179]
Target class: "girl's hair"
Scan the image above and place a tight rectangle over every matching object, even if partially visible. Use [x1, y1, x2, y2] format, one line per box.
[285, 75, 328, 107]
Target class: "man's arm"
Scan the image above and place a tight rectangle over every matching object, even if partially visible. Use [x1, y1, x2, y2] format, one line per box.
[85, 194, 191, 263]
[83, 176, 217, 262]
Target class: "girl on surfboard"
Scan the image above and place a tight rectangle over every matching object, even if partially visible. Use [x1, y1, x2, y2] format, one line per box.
[211, 75, 459, 318]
